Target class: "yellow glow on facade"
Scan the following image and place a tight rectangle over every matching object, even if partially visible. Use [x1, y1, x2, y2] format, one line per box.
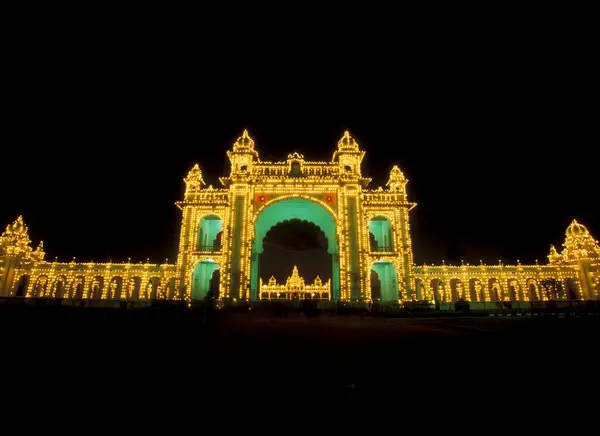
[259, 266, 331, 300]
[1, 132, 598, 303]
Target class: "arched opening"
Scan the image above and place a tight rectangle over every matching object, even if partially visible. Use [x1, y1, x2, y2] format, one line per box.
[470, 279, 483, 302]
[53, 276, 67, 298]
[370, 269, 382, 301]
[73, 279, 84, 299]
[214, 231, 222, 249]
[467, 279, 478, 302]
[414, 278, 424, 300]
[461, 280, 471, 301]
[91, 277, 103, 300]
[565, 278, 578, 300]
[107, 277, 123, 299]
[259, 219, 331, 300]
[164, 277, 176, 299]
[438, 281, 450, 302]
[369, 216, 394, 252]
[251, 198, 339, 302]
[429, 279, 442, 301]
[14, 275, 30, 297]
[539, 278, 562, 300]
[32, 276, 48, 297]
[289, 161, 302, 176]
[370, 261, 399, 302]
[191, 260, 220, 300]
[527, 279, 540, 301]
[125, 277, 141, 300]
[197, 215, 223, 252]
[507, 279, 519, 301]
[209, 270, 220, 299]
[150, 278, 161, 300]
[489, 279, 501, 302]
[142, 279, 154, 300]
[450, 278, 463, 301]
[92, 284, 101, 299]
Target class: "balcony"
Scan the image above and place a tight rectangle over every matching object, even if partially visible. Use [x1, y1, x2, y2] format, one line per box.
[370, 245, 394, 253]
[196, 245, 223, 253]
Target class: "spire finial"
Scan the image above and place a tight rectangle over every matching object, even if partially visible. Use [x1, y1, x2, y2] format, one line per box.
[387, 165, 408, 191]
[184, 163, 205, 192]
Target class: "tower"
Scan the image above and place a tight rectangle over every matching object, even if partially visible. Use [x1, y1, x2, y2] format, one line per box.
[548, 219, 600, 299]
[332, 130, 366, 179]
[0, 216, 35, 296]
[221, 130, 260, 299]
[226, 129, 259, 178]
[386, 165, 414, 296]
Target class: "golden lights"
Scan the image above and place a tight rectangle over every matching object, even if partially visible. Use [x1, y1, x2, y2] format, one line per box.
[1, 131, 597, 303]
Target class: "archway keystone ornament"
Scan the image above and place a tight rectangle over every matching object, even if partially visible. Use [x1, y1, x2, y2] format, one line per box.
[255, 193, 268, 206]
[323, 193, 336, 205]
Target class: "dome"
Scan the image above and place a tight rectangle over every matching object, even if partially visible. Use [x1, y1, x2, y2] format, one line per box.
[337, 130, 359, 151]
[233, 129, 255, 150]
[566, 219, 589, 237]
[562, 219, 600, 261]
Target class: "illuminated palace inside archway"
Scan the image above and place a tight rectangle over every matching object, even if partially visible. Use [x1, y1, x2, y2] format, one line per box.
[1, 130, 599, 303]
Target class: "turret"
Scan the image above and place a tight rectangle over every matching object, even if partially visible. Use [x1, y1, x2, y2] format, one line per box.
[386, 165, 408, 195]
[226, 130, 259, 177]
[548, 244, 562, 264]
[332, 130, 365, 177]
[32, 241, 45, 261]
[183, 164, 205, 199]
[0, 216, 33, 259]
[562, 219, 600, 262]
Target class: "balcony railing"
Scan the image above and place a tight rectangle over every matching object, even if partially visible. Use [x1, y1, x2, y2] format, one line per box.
[370, 246, 394, 253]
[197, 246, 222, 252]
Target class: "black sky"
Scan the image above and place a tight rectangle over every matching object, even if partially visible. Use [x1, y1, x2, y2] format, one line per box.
[2, 12, 597, 267]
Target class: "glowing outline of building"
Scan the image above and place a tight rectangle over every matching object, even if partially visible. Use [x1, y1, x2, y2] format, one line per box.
[1, 131, 598, 303]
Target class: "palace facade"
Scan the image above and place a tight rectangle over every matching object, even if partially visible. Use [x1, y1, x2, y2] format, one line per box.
[260, 266, 330, 301]
[1, 131, 598, 303]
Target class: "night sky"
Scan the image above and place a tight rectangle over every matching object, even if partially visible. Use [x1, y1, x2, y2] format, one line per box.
[3, 14, 596, 272]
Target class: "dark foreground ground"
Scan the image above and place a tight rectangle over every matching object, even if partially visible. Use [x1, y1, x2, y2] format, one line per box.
[3, 305, 599, 422]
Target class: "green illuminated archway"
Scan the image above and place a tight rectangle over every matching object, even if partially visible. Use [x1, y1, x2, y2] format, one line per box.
[371, 260, 399, 302]
[369, 216, 393, 252]
[250, 198, 339, 301]
[197, 215, 222, 251]
[192, 259, 220, 300]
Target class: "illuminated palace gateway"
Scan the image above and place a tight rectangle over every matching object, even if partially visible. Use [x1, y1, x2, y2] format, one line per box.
[0, 130, 599, 303]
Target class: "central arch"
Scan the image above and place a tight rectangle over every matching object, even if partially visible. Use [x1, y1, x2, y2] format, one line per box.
[250, 197, 340, 301]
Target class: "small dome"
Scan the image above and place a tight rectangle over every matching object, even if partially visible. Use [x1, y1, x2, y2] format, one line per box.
[566, 219, 589, 236]
[233, 129, 255, 150]
[337, 130, 359, 151]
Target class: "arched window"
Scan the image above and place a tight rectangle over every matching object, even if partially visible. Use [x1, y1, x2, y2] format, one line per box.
[197, 215, 223, 252]
[369, 217, 394, 252]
